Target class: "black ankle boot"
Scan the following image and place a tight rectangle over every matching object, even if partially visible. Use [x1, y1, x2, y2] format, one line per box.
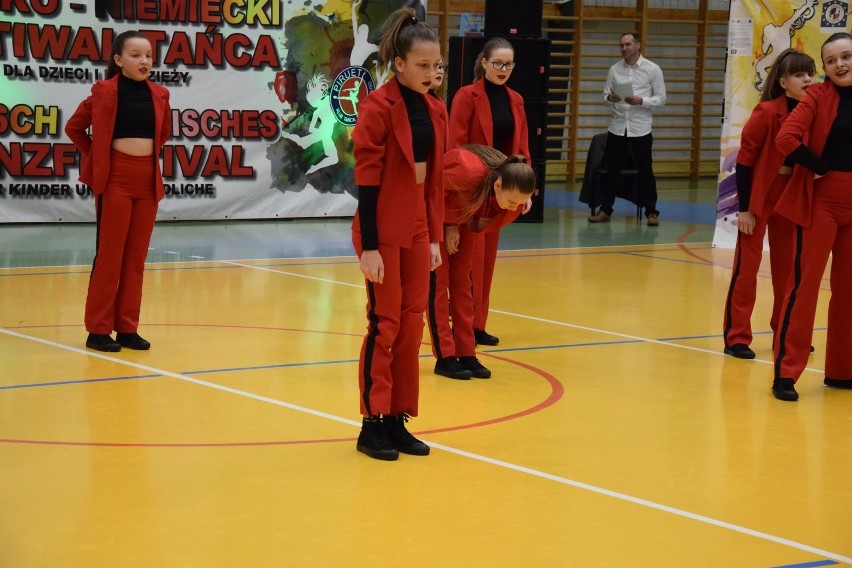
[86, 333, 121, 352]
[434, 357, 473, 380]
[474, 329, 499, 346]
[382, 414, 430, 456]
[356, 417, 399, 461]
[459, 356, 491, 379]
[116, 332, 151, 350]
[772, 378, 799, 401]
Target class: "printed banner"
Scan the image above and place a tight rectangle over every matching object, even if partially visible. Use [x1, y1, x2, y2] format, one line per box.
[0, 0, 425, 222]
[714, 0, 845, 247]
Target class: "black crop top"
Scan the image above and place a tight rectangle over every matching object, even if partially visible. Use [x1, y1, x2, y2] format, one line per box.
[399, 82, 433, 162]
[821, 84, 852, 172]
[484, 79, 515, 155]
[113, 74, 155, 140]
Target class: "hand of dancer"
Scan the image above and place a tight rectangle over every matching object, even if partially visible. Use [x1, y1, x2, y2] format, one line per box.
[360, 249, 384, 283]
[445, 225, 460, 255]
[737, 212, 756, 235]
[429, 242, 442, 271]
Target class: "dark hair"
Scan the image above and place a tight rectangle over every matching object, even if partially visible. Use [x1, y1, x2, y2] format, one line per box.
[760, 48, 816, 101]
[473, 37, 514, 81]
[621, 32, 641, 43]
[106, 30, 149, 79]
[459, 144, 536, 219]
[377, 8, 438, 68]
[821, 32, 852, 64]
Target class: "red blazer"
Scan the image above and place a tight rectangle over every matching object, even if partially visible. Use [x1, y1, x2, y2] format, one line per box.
[775, 81, 839, 227]
[443, 148, 521, 232]
[65, 74, 171, 199]
[737, 96, 791, 217]
[449, 78, 530, 162]
[352, 77, 447, 247]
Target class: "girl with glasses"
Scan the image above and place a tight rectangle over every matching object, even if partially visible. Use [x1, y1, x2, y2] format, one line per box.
[437, 37, 532, 380]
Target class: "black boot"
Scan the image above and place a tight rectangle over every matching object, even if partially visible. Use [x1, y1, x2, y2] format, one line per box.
[356, 416, 399, 461]
[382, 414, 430, 456]
[116, 332, 151, 350]
[474, 329, 499, 346]
[772, 378, 799, 401]
[459, 356, 492, 379]
[434, 357, 473, 380]
[86, 333, 121, 352]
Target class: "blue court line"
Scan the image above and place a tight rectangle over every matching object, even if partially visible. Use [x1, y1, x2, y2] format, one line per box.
[484, 338, 643, 353]
[184, 358, 360, 376]
[0, 373, 160, 390]
[769, 560, 839, 567]
[619, 250, 715, 266]
[1, 327, 828, 391]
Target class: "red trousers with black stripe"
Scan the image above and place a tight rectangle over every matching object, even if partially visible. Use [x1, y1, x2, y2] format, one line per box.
[472, 230, 499, 331]
[85, 150, 158, 334]
[774, 171, 852, 383]
[723, 173, 796, 348]
[353, 204, 429, 417]
[427, 225, 478, 360]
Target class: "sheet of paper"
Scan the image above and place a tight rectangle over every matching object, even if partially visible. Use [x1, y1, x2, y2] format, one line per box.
[611, 81, 633, 98]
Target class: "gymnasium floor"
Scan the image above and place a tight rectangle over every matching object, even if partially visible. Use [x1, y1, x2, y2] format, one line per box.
[1, 187, 850, 568]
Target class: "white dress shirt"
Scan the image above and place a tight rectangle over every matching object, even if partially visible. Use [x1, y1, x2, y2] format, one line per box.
[603, 55, 666, 137]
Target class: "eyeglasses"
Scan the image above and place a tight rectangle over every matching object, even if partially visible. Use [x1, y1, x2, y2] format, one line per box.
[489, 61, 516, 71]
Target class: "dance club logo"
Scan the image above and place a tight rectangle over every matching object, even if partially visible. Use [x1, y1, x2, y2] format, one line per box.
[329, 66, 375, 126]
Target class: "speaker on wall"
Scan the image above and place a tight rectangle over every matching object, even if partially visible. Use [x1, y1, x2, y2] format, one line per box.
[514, 160, 546, 224]
[446, 37, 551, 106]
[523, 99, 548, 164]
[484, 0, 543, 38]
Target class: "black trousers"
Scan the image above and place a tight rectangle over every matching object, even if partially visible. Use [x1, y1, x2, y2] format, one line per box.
[600, 131, 658, 217]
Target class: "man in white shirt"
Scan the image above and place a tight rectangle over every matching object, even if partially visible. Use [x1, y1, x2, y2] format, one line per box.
[589, 32, 667, 226]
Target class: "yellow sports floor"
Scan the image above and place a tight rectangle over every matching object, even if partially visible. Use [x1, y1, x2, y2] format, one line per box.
[0, 211, 849, 567]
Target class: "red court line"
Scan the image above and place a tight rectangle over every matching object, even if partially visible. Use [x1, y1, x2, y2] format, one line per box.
[0, 324, 564, 447]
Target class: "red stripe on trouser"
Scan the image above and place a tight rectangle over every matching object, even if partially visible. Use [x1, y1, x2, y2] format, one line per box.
[774, 171, 852, 381]
[427, 225, 478, 359]
[723, 174, 796, 347]
[472, 230, 499, 329]
[354, 235, 429, 417]
[85, 150, 158, 334]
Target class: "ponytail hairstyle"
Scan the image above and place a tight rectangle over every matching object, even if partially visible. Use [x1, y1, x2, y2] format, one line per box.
[458, 144, 536, 219]
[377, 8, 439, 70]
[473, 37, 514, 81]
[106, 30, 148, 79]
[760, 48, 816, 102]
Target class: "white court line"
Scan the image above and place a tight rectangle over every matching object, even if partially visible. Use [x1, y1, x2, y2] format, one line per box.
[489, 309, 826, 374]
[221, 260, 363, 288]
[220, 260, 826, 375]
[1, 326, 849, 564]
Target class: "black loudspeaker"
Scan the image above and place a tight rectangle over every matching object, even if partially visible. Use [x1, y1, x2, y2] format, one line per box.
[524, 99, 548, 164]
[485, 0, 543, 38]
[446, 37, 551, 104]
[514, 160, 546, 224]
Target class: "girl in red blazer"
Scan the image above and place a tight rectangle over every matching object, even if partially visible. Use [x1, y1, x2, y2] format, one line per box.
[772, 32, 852, 401]
[448, 37, 531, 348]
[351, 9, 446, 460]
[427, 145, 535, 380]
[65, 30, 171, 353]
[722, 49, 816, 360]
